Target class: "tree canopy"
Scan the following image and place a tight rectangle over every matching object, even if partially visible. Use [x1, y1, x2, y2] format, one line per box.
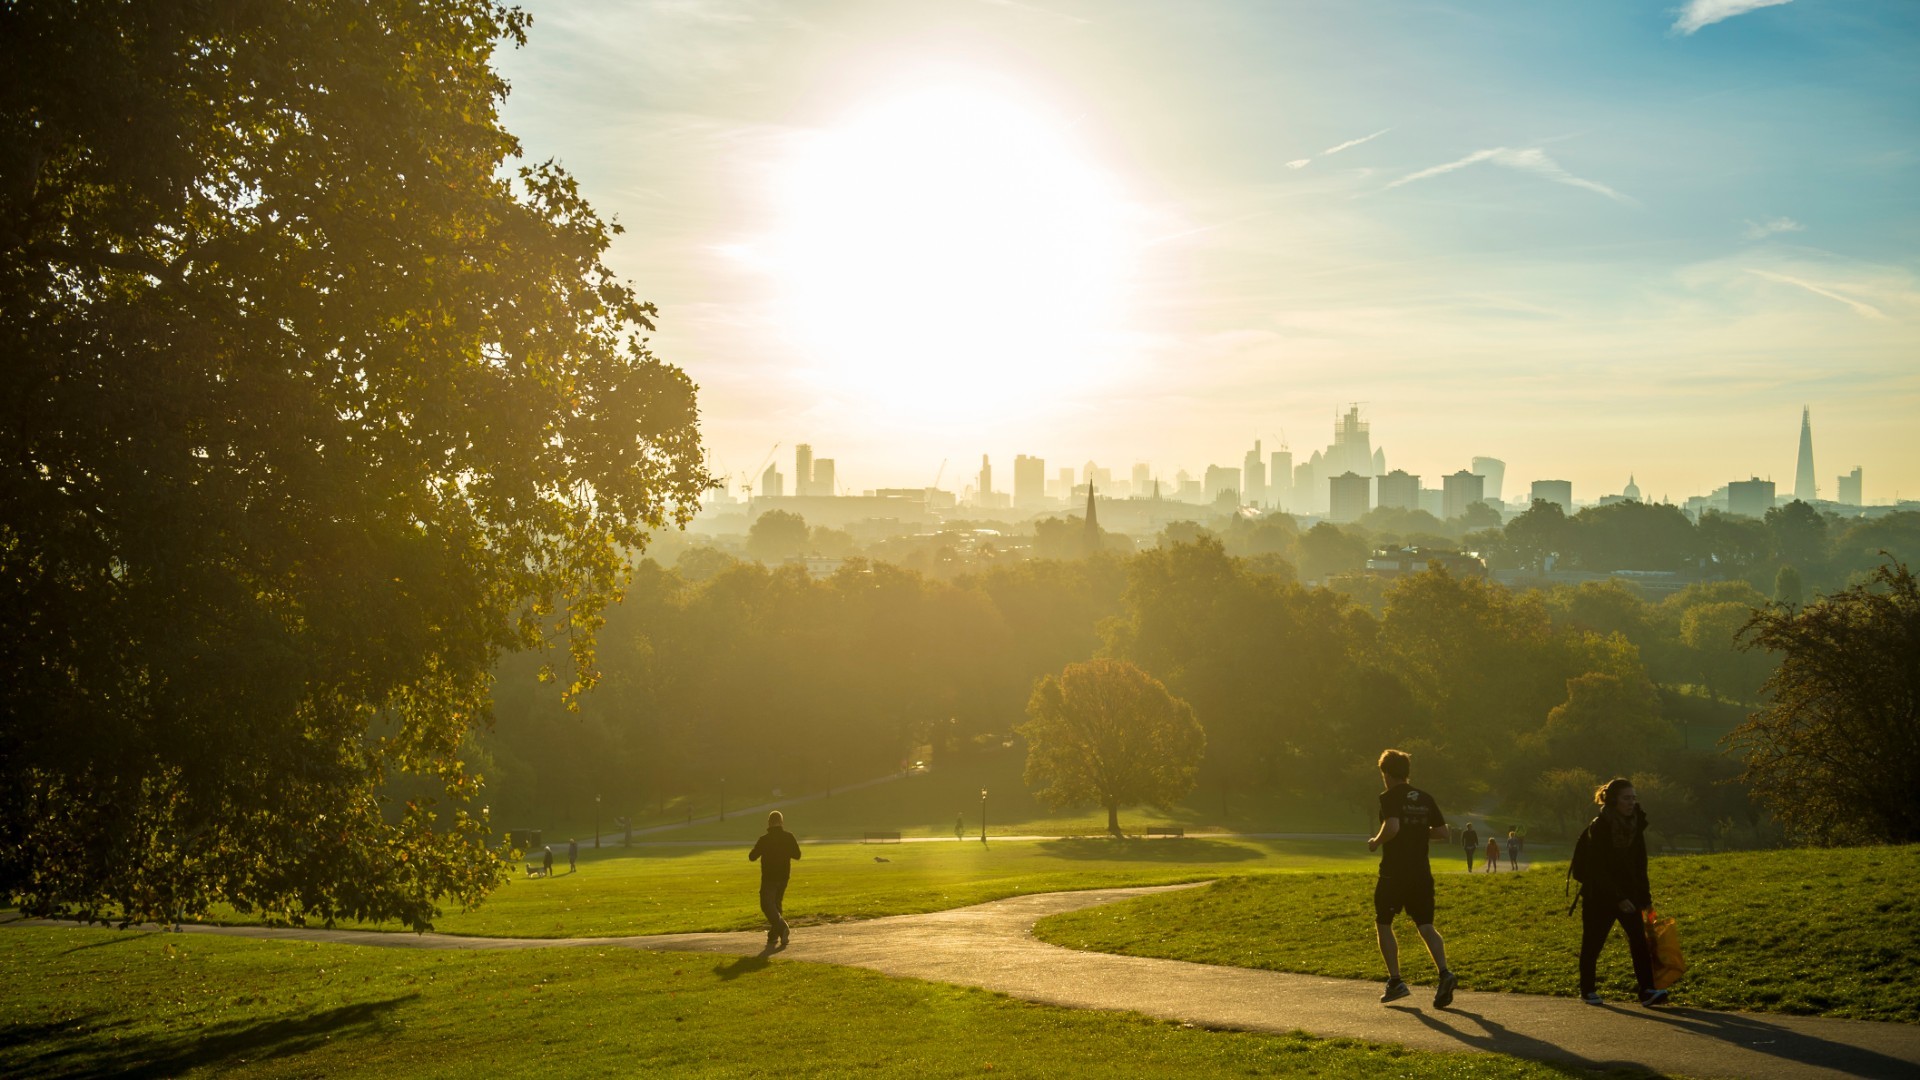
[1730, 558, 1920, 845]
[0, 2, 707, 928]
[1020, 658, 1204, 835]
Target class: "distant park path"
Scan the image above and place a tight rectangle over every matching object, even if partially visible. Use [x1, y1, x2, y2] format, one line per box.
[20, 885, 1917, 1080]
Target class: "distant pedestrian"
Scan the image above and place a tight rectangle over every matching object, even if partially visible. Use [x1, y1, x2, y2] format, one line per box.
[541, 845, 553, 878]
[568, 837, 578, 874]
[956, 812, 966, 841]
[1506, 829, 1519, 871]
[750, 810, 802, 950]
[1485, 836, 1500, 872]
[1462, 823, 1479, 871]
[1366, 748, 1458, 1009]
[1575, 778, 1668, 1006]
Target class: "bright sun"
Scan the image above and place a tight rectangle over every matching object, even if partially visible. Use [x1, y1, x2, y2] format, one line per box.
[763, 78, 1138, 420]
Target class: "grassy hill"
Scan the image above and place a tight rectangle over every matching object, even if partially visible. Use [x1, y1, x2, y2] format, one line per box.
[1035, 844, 1920, 1023]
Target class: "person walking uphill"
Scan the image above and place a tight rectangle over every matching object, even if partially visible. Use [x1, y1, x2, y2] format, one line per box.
[1367, 749, 1459, 1009]
[750, 810, 802, 950]
[1575, 778, 1668, 1007]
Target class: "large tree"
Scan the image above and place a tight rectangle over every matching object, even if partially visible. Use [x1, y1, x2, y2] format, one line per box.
[1730, 559, 1920, 845]
[1020, 658, 1204, 835]
[0, 3, 707, 928]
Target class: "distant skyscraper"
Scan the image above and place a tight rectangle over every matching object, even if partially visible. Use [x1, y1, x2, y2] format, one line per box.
[1015, 455, 1045, 507]
[813, 458, 835, 496]
[977, 454, 993, 496]
[1471, 457, 1506, 504]
[1530, 480, 1572, 514]
[1269, 449, 1292, 509]
[1728, 477, 1775, 518]
[1203, 465, 1241, 504]
[1794, 406, 1817, 502]
[794, 444, 814, 497]
[1837, 466, 1862, 506]
[1331, 405, 1373, 476]
[761, 463, 784, 498]
[1243, 440, 1266, 506]
[1377, 469, 1420, 511]
[1328, 471, 1371, 524]
[1054, 467, 1074, 500]
[1442, 470, 1485, 520]
[1131, 462, 1151, 497]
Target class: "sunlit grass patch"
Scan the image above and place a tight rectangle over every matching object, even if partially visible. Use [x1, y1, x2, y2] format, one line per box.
[1034, 846, 1920, 1023]
[0, 923, 1668, 1079]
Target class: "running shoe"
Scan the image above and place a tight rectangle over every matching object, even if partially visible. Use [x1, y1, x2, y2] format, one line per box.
[1380, 978, 1411, 1004]
[1580, 992, 1604, 1006]
[1640, 988, 1671, 1007]
[1433, 970, 1458, 1009]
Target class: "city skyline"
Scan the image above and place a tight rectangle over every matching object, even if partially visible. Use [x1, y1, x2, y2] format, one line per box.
[494, 1, 1919, 502]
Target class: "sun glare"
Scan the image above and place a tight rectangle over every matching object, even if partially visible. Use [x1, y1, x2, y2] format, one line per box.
[763, 79, 1138, 420]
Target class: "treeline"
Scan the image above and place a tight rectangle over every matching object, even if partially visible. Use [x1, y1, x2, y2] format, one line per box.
[480, 537, 1809, 845]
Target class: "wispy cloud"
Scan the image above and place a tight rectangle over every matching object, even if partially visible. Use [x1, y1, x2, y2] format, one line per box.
[1673, 0, 1793, 36]
[1743, 216, 1804, 240]
[1287, 128, 1389, 170]
[1746, 268, 1888, 320]
[1386, 147, 1635, 204]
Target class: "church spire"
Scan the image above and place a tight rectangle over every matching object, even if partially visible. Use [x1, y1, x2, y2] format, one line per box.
[1083, 482, 1100, 555]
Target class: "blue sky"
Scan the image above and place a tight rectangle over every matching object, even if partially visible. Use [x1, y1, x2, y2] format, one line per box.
[496, 0, 1919, 504]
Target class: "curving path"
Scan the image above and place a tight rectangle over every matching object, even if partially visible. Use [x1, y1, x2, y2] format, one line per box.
[17, 885, 1918, 1080]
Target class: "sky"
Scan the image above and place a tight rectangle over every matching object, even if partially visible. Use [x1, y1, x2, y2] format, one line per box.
[493, 0, 1920, 506]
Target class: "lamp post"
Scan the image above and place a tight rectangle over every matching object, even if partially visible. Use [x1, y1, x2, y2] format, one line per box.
[594, 794, 601, 849]
[720, 778, 726, 822]
[980, 788, 988, 843]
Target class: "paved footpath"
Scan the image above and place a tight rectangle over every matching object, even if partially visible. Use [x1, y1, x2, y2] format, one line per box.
[28, 884, 1920, 1080]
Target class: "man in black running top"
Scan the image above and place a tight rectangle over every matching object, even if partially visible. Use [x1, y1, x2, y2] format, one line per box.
[1366, 748, 1459, 1009]
[749, 810, 802, 950]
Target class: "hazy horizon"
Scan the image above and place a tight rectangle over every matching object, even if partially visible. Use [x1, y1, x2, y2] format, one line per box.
[493, 0, 1919, 504]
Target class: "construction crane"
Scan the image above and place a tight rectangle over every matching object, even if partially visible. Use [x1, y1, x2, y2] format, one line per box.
[931, 458, 946, 491]
[742, 442, 780, 499]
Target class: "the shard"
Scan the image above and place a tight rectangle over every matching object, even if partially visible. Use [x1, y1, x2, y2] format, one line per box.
[1794, 406, 1817, 503]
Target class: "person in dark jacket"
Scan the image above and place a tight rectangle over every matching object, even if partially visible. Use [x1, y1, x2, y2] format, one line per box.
[749, 810, 802, 950]
[1462, 823, 1479, 871]
[1577, 778, 1667, 1006]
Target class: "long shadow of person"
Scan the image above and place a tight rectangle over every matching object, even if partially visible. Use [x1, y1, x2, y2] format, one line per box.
[1612, 1005, 1920, 1080]
[1402, 1006, 1661, 1076]
[713, 955, 771, 981]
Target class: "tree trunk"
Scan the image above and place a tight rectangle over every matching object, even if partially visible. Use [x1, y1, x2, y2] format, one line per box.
[1107, 801, 1121, 837]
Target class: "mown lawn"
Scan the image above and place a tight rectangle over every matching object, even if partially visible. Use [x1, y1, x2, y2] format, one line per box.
[1033, 846, 1920, 1023]
[199, 835, 1377, 938]
[0, 923, 1666, 1079]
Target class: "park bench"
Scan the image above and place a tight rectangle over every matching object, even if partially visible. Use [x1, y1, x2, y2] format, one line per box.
[1144, 826, 1185, 838]
[863, 831, 902, 843]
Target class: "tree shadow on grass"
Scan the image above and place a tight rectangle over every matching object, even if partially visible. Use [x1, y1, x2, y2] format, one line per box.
[1035, 837, 1263, 863]
[0, 996, 416, 1080]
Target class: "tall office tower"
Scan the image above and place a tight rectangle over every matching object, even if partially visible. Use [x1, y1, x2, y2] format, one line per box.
[1530, 480, 1573, 514]
[1330, 405, 1373, 476]
[977, 454, 993, 495]
[1132, 462, 1151, 496]
[1728, 477, 1775, 518]
[1297, 453, 1323, 514]
[1794, 406, 1817, 502]
[1203, 465, 1241, 504]
[1442, 470, 1485, 520]
[1328, 471, 1371, 524]
[1837, 467, 1862, 506]
[1471, 457, 1506, 504]
[761, 463, 784, 498]
[813, 458, 836, 496]
[1269, 449, 1293, 509]
[1015, 454, 1046, 507]
[794, 444, 814, 497]
[1243, 440, 1266, 506]
[1056, 467, 1075, 500]
[1377, 469, 1420, 511]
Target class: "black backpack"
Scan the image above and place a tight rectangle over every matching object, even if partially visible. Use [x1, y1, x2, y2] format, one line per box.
[1564, 816, 1602, 914]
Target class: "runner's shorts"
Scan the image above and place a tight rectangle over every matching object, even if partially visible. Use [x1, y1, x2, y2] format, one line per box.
[1374, 873, 1436, 925]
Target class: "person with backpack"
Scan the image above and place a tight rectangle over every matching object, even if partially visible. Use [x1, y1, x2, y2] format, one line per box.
[1365, 749, 1459, 1008]
[750, 810, 803, 951]
[1571, 777, 1668, 1007]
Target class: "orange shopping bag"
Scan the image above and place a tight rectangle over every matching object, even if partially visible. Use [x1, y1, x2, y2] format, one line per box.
[1644, 908, 1685, 990]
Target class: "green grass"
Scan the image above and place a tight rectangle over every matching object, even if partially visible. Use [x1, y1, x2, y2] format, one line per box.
[197, 835, 1378, 938]
[1033, 846, 1920, 1023]
[544, 751, 1377, 844]
[0, 923, 1667, 1079]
